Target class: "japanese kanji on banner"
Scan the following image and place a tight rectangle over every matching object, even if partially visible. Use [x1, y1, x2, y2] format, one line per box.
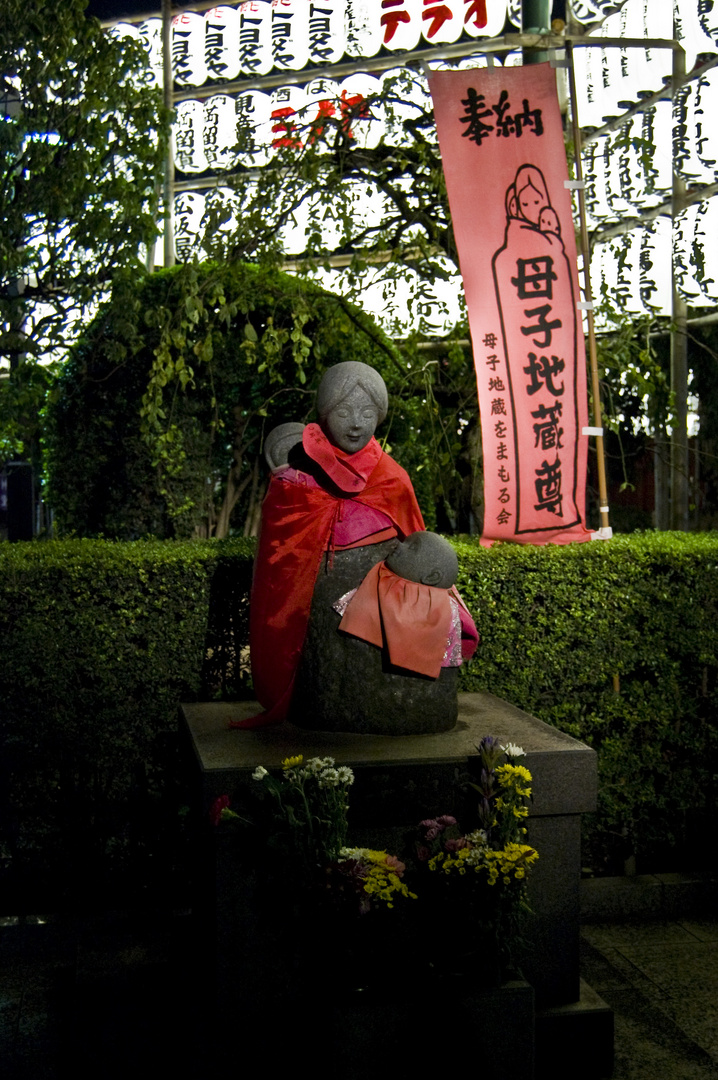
[429, 64, 592, 545]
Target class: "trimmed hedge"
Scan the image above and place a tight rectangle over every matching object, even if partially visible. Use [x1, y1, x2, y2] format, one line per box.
[454, 532, 718, 871]
[0, 538, 252, 906]
[1, 532, 716, 902]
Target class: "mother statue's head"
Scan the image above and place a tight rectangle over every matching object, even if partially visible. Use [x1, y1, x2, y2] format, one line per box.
[316, 362, 389, 454]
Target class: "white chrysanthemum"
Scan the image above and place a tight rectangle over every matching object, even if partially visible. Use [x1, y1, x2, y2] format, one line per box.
[252, 765, 268, 781]
[466, 828, 489, 847]
[318, 768, 341, 788]
[305, 756, 336, 775]
[337, 766, 355, 786]
[502, 743, 525, 758]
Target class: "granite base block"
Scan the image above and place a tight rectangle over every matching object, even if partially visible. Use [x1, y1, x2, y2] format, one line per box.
[536, 979, 614, 1079]
[183, 692, 610, 1072]
[183, 692, 597, 1010]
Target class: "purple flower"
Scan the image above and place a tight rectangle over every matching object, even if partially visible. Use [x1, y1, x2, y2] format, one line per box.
[416, 844, 431, 862]
[437, 815, 457, 827]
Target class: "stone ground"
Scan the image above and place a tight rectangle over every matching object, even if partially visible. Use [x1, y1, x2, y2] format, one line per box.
[1, 901, 717, 1078]
[581, 919, 718, 1080]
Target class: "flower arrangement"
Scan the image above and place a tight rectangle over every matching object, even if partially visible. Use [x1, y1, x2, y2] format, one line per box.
[414, 736, 538, 977]
[210, 739, 538, 977]
[332, 848, 416, 913]
[252, 754, 354, 870]
[211, 755, 415, 918]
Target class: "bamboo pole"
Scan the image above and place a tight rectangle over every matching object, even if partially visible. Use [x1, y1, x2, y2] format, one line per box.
[566, 40, 610, 534]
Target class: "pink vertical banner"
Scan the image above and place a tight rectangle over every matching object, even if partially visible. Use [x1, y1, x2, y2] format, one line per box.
[429, 64, 592, 545]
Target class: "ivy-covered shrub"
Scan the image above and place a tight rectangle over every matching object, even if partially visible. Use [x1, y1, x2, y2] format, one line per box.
[2, 532, 717, 903]
[44, 262, 434, 540]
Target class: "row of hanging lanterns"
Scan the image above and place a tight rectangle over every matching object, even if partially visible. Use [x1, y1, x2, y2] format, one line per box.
[572, 0, 717, 129]
[113, 0, 660, 92]
[589, 196, 718, 320]
[113, 1, 510, 88]
[171, 60, 517, 173]
[135, 0, 718, 322]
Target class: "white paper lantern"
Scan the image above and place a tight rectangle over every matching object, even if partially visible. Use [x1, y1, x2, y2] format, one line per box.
[307, 0, 346, 65]
[235, 89, 273, 167]
[592, 15, 625, 123]
[569, 0, 616, 25]
[606, 113, 667, 215]
[303, 77, 341, 144]
[278, 199, 310, 255]
[612, 231, 646, 316]
[693, 68, 718, 180]
[345, 0, 383, 59]
[340, 74, 384, 149]
[381, 67, 430, 147]
[304, 189, 345, 251]
[174, 190, 206, 261]
[271, 0, 309, 72]
[572, 40, 606, 129]
[172, 11, 208, 88]
[236, 2, 273, 77]
[109, 22, 139, 43]
[583, 138, 612, 226]
[203, 185, 240, 239]
[635, 0, 672, 96]
[698, 196, 718, 303]
[266, 84, 308, 159]
[590, 237, 618, 316]
[380, 0, 422, 53]
[462, 0, 507, 38]
[639, 216, 672, 317]
[605, 122, 640, 217]
[420, 0, 464, 45]
[691, 198, 717, 304]
[204, 6, 241, 82]
[673, 81, 715, 184]
[174, 99, 208, 174]
[204, 94, 239, 171]
[591, 233, 648, 319]
[349, 261, 463, 337]
[641, 101, 673, 204]
[138, 19, 163, 88]
[698, 0, 718, 51]
[673, 202, 706, 304]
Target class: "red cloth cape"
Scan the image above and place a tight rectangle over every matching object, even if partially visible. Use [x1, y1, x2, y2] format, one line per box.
[237, 434, 425, 729]
[338, 562, 453, 679]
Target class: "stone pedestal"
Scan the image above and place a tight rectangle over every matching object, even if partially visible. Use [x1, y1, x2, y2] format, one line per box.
[184, 692, 595, 1004]
[182, 693, 613, 1076]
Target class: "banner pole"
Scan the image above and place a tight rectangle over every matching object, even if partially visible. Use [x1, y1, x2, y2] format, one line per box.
[565, 40, 610, 533]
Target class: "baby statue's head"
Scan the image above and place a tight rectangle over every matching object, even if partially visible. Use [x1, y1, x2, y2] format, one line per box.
[264, 422, 306, 472]
[385, 530, 458, 590]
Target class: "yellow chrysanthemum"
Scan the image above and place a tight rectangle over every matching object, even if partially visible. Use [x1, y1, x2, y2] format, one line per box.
[282, 754, 303, 770]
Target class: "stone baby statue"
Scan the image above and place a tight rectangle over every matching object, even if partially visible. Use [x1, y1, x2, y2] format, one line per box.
[335, 531, 479, 680]
[238, 362, 425, 730]
[290, 528, 478, 735]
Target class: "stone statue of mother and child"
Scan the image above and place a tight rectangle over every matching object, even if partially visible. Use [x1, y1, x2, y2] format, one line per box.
[237, 361, 478, 736]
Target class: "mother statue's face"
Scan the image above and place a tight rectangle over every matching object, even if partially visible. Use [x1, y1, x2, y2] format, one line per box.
[321, 385, 379, 453]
